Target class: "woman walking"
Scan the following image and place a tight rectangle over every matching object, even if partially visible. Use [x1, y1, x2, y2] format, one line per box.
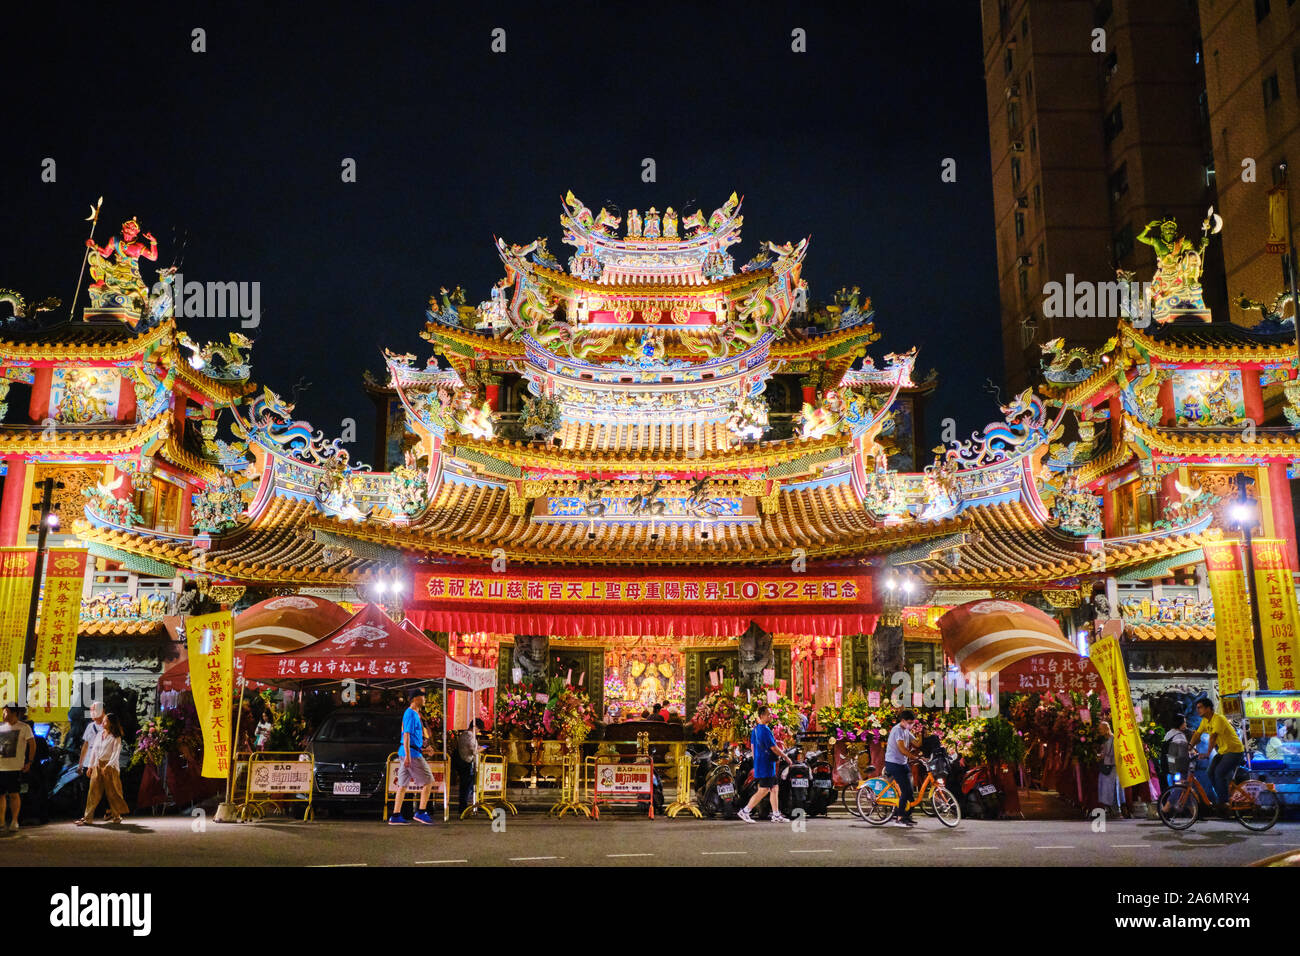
[76, 714, 130, 826]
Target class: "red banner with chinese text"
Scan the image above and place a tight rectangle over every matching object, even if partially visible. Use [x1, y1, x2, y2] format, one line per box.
[1204, 540, 1258, 696]
[186, 611, 234, 778]
[1250, 538, 1298, 690]
[0, 549, 36, 698]
[1088, 636, 1149, 789]
[27, 549, 87, 722]
[410, 568, 876, 637]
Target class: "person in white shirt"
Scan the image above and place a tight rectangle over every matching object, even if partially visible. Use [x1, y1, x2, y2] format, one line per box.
[76, 713, 130, 826]
[0, 703, 36, 831]
[78, 701, 104, 773]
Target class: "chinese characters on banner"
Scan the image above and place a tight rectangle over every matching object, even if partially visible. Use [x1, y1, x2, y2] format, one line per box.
[186, 611, 234, 778]
[1250, 539, 1298, 690]
[417, 571, 869, 604]
[27, 549, 87, 722]
[0, 549, 36, 695]
[1203, 541, 1258, 696]
[1088, 636, 1149, 789]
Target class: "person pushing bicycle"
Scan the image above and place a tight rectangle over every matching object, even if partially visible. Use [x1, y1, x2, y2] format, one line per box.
[883, 710, 925, 827]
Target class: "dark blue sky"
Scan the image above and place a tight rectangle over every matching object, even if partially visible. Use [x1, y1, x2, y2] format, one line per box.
[6, 1, 1002, 461]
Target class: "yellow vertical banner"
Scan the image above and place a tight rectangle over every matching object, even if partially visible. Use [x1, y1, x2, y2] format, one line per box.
[1089, 635, 1149, 789]
[1204, 540, 1258, 695]
[1251, 539, 1298, 690]
[186, 611, 234, 778]
[0, 549, 36, 703]
[28, 549, 88, 722]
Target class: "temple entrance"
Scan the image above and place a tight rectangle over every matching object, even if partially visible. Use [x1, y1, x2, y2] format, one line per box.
[603, 648, 684, 721]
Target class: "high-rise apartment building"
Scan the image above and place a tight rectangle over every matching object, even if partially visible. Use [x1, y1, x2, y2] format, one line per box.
[981, 0, 1226, 392]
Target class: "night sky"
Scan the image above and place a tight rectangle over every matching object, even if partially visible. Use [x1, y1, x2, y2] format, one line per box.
[6, 2, 1001, 461]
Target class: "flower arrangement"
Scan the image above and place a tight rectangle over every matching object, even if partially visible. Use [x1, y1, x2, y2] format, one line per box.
[541, 677, 596, 746]
[1138, 720, 1166, 766]
[970, 715, 1027, 768]
[692, 682, 800, 744]
[495, 685, 544, 738]
[692, 685, 741, 738]
[816, 692, 899, 744]
[130, 713, 180, 768]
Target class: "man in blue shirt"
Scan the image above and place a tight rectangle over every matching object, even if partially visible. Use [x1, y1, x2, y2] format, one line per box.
[389, 688, 435, 825]
[738, 705, 792, 823]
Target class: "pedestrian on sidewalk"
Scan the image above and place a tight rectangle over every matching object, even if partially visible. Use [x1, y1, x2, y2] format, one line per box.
[883, 710, 924, 827]
[389, 688, 435, 826]
[77, 714, 130, 826]
[737, 705, 791, 823]
[453, 719, 485, 813]
[0, 703, 35, 832]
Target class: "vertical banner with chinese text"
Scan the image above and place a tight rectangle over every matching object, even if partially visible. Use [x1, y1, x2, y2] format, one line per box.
[1251, 539, 1298, 690]
[1089, 636, 1149, 789]
[28, 549, 88, 722]
[1204, 540, 1257, 695]
[186, 611, 234, 778]
[0, 549, 36, 701]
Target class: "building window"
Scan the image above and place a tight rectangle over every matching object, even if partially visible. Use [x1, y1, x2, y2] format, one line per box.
[1113, 222, 1134, 262]
[1004, 47, 1013, 76]
[1103, 51, 1118, 82]
[1011, 156, 1022, 189]
[1029, 125, 1037, 153]
[1026, 71, 1033, 97]
[1038, 242, 1045, 270]
[1008, 100, 1020, 134]
[1021, 15, 1029, 38]
[1294, 48, 1300, 97]
[1032, 183, 1041, 209]
[1095, 0, 1113, 27]
[1104, 103, 1124, 143]
[1109, 162, 1129, 203]
[1264, 71, 1281, 107]
[1019, 270, 1030, 300]
[1256, 0, 1271, 22]
[1015, 211, 1026, 239]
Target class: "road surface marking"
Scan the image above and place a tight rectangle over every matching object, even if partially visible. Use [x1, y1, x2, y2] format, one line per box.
[951, 846, 997, 850]
[790, 849, 833, 854]
[509, 856, 563, 861]
[1193, 844, 1226, 848]
[606, 853, 654, 858]
[416, 859, 467, 864]
[311, 863, 367, 867]
[701, 851, 747, 856]
[873, 847, 918, 852]
[1262, 843, 1300, 847]
[1034, 845, 1075, 849]
[1109, 844, 1146, 848]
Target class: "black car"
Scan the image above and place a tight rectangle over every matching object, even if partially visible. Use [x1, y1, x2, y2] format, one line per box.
[308, 709, 403, 814]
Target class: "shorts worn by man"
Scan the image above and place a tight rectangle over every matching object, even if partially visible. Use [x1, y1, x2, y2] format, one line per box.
[390, 688, 435, 826]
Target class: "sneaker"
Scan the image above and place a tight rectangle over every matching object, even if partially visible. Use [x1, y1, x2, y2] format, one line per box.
[737, 808, 755, 823]
[7, 820, 17, 832]
[387, 813, 410, 825]
[412, 811, 435, 825]
[890, 818, 915, 828]
[769, 812, 790, 823]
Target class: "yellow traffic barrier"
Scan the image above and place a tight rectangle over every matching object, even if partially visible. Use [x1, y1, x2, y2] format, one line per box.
[239, 751, 315, 822]
[381, 751, 450, 821]
[461, 754, 517, 819]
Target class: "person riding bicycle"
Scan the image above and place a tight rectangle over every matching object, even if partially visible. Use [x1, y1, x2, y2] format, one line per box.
[1187, 698, 1244, 815]
[884, 710, 924, 828]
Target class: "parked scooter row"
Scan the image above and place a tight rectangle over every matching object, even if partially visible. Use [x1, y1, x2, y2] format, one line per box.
[688, 742, 835, 819]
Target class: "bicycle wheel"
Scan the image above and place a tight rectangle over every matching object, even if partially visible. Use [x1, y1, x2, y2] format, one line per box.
[842, 785, 863, 819]
[1235, 786, 1282, 832]
[1156, 784, 1198, 830]
[858, 778, 893, 825]
[929, 786, 961, 828]
[920, 788, 937, 816]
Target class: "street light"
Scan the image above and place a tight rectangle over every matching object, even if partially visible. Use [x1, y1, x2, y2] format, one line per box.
[1230, 474, 1268, 690]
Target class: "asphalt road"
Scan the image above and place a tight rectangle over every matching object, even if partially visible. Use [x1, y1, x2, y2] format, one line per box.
[6, 812, 1297, 867]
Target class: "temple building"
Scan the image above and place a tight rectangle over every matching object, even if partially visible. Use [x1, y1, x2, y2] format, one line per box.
[48, 192, 1245, 721]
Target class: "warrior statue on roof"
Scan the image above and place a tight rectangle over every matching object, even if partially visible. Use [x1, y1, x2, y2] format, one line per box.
[85, 217, 159, 313]
[1136, 209, 1221, 323]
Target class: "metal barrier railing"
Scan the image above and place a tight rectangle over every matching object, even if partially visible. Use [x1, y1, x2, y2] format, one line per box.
[381, 751, 450, 821]
[237, 751, 315, 822]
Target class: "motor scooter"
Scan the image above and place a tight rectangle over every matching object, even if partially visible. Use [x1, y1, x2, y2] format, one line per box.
[777, 746, 813, 818]
[805, 747, 836, 816]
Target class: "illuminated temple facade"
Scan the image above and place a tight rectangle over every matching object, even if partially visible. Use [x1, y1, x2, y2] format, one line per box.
[6, 194, 1296, 716]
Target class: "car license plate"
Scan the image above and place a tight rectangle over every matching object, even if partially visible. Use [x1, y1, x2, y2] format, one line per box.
[978, 783, 997, 796]
[792, 778, 809, 788]
[333, 781, 362, 796]
[716, 784, 735, 797]
[812, 779, 833, 788]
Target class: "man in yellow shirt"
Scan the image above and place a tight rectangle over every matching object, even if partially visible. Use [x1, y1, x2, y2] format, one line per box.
[1188, 698, 1244, 813]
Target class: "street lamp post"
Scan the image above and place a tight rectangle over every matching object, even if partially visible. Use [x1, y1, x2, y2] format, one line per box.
[22, 477, 64, 676]
[1231, 473, 1268, 690]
